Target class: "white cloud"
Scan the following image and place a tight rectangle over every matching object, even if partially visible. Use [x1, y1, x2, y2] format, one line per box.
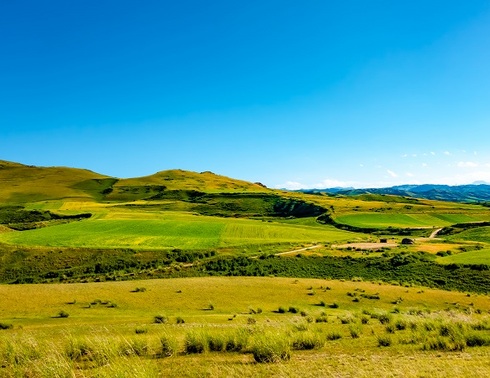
[444, 151, 451, 156]
[422, 163, 428, 167]
[314, 179, 351, 188]
[440, 170, 490, 185]
[386, 169, 398, 178]
[430, 151, 436, 156]
[406, 172, 414, 177]
[275, 181, 306, 190]
[359, 164, 364, 167]
[457, 161, 479, 168]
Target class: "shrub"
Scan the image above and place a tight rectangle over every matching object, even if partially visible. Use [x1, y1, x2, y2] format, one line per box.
[277, 306, 287, 314]
[252, 335, 291, 363]
[134, 327, 148, 334]
[176, 317, 185, 324]
[0, 322, 13, 330]
[329, 303, 339, 309]
[288, 306, 299, 314]
[247, 317, 257, 325]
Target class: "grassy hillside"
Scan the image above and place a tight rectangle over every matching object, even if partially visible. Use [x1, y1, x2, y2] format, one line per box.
[0, 160, 110, 204]
[114, 169, 269, 193]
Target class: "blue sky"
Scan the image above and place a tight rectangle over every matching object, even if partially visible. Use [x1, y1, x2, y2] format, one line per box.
[1, 1, 490, 188]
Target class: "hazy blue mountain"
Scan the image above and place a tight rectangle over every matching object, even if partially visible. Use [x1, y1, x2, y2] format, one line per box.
[301, 184, 490, 203]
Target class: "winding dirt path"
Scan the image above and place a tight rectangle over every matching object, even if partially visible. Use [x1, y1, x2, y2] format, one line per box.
[429, 228, 443, 239]
[274, 244, 323, 256]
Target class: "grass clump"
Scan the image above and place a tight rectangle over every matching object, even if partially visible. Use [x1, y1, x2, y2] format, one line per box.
[158, 334, 178, 358]
[326, 332, 342, 341]
[377, 335, 392, 347]
[251, 334, 291, 363]
[349, 325, 362, 339]
[291, 332, 324, 350]
[57, 310, 69, 318]
[0, 322, 13, 330]
[184, 330, 207, 354]
[154, 315, 168, 324]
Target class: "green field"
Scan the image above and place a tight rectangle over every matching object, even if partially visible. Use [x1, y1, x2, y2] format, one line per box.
[437, 249, 490, 265]
[335, 212, 490, 228]
[447, 226, 490, 243]
[0, 213, 357, 250]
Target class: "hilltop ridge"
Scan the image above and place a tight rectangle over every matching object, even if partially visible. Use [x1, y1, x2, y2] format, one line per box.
[0, 160, 269, 204]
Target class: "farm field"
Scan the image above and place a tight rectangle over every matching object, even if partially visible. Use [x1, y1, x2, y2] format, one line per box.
[447, 226, 490, 243]
[0, 277, 489, 377]
[0, 211, 358, 250]
[437, 248, 490, 265]
[334, 212, 490, 229]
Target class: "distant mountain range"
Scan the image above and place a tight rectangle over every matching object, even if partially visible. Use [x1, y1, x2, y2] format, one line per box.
[300, 184, 490, 203]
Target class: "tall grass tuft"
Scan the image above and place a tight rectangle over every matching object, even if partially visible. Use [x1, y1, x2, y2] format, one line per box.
[291, 332, 324, 350]
[184, 330, 207, 354]
[251, 333, 291, 363]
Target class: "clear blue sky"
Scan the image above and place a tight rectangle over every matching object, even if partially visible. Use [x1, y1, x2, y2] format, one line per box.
[2, 1, 490, 188]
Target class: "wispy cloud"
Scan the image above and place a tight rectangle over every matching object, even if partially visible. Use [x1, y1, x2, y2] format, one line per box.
[275, 181, 306, 190]
[457, 161, 479, 168]
[386, 169, 398, 178]
[314, 179, 351, 188]
[444, 151, 451, 156]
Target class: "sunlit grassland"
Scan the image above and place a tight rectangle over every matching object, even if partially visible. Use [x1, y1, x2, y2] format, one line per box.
[437, 249, 490, 265]
[0, 212, 358, 250]
[447, 226, 490, 243]
[0, 277, 489, 377]
[335, 212, 490, 229]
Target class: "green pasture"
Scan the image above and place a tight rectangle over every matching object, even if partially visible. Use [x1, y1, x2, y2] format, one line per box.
[447, 226, 490, 243]
[437, 249, 490, 265]
[0, 213, 356, 250]
[335, 212, 490, 229]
